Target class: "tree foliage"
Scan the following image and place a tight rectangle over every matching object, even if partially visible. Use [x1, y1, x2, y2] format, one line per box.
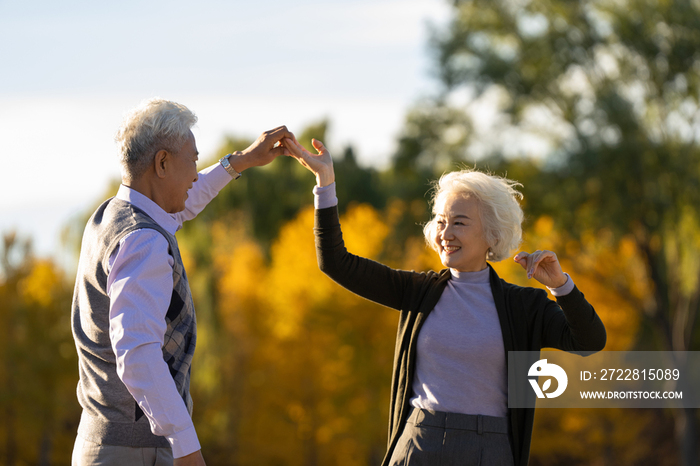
[4, 1, 700, 463]
[0, 234, 78, 465]
[431, 0, 700, 349]
[419, 1, 700, 463]
[186, 204, 397, 465]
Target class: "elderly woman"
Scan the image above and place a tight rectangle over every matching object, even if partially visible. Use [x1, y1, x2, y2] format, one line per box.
[284, 138, 606, 466]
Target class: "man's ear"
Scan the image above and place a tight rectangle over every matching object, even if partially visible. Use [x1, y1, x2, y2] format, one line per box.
[154, 149, 170, 179]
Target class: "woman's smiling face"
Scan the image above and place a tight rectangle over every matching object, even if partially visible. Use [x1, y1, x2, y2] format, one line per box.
[433, 192, 491, 272]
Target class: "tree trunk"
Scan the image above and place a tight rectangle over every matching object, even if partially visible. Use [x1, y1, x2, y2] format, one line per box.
[38, 427, 52, 466]
[5, 387, 16, 466]
[4, 280, 17, 466]
[674, 408, 699, 466]
[641, 239, 700, 465]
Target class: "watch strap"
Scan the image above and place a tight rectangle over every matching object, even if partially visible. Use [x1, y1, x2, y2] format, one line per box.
[220, 153, 242, 179]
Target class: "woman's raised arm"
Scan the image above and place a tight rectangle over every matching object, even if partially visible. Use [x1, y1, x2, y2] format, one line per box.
[286, 137, 436, 312]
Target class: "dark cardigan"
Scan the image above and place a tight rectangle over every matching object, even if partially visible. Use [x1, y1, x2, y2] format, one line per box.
[314, 206, 606, 466]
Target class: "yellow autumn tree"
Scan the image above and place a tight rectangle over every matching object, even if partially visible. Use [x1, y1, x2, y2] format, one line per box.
[0, 233, 78, 465]
[188, 204, 397, 466]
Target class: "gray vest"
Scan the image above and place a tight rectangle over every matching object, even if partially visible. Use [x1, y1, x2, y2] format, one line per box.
[71, 197, 196, 448]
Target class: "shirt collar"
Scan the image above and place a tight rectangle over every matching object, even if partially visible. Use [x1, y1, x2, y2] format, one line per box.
[116, 185, 180, 235]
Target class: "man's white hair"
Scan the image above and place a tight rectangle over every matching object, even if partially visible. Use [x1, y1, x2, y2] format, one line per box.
[115, 98, 197, 182]
[423, 168, 524, 262]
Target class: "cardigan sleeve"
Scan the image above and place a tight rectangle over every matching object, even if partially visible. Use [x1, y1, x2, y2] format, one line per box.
[540, 285, 607, 352]
[314, 205, 432, 311]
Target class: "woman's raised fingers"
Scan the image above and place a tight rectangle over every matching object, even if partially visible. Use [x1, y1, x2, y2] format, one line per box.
[311, 138, 327, 154]
[513, 251, 529, 268]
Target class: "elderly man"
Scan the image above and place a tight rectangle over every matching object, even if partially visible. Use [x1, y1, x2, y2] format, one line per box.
[71, 98, 293, 466]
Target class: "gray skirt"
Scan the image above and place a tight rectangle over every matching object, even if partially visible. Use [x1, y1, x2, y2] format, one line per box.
[389, 408, 514, 466]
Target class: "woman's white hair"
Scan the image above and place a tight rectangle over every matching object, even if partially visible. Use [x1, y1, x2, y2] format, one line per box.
[423, 168, 524, 262]
[115, 98, 197, 182]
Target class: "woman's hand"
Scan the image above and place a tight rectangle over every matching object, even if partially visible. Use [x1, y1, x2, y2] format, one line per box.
[283, 138, 335, 187]
[514, 250, 568, 289]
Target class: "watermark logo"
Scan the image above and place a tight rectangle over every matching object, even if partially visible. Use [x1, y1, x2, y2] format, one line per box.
[509, 351, 698, 408]
[528, 359, 568, 398]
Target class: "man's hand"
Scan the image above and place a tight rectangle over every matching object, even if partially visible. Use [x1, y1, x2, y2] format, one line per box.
[229, 126, 295, 173]
[174, 450, 206, 466]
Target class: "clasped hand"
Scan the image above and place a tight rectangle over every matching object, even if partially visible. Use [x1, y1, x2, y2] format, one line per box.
[229, 126, 296, 173]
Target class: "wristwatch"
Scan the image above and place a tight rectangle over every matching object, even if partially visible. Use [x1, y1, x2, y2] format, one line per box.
[219, 153, 242, 179]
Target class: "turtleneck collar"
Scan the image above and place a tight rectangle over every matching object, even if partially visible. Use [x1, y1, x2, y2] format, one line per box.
[449, 266, 490, 284]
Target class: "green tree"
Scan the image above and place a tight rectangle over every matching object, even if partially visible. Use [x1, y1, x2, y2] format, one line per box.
[415, 0, 700, 463]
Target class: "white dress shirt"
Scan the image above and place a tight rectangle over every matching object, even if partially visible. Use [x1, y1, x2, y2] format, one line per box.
[107, 163, 232, 458]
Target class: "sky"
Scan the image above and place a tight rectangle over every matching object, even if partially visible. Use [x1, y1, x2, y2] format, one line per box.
[0, 0, 450, 265]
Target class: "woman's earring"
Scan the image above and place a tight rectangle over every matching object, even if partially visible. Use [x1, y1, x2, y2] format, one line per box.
[487, 248, 495, 259]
